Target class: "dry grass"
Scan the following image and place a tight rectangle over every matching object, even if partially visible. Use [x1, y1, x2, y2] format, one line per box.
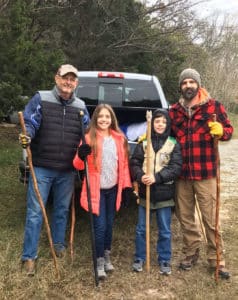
[0, 126, 238, 300]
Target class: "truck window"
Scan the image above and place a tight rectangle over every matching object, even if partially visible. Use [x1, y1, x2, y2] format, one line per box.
[76, 78, 161, 108]
[98, 83, 123, 105]
[124, 79, 161, 108]
[76, 78, 98, 105]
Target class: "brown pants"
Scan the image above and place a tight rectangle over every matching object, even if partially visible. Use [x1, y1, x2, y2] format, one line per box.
[176, 178, 225, 266]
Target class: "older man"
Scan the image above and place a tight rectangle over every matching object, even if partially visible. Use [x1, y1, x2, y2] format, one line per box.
[19, 64, 90, 275]
[169, 68, 233, 279]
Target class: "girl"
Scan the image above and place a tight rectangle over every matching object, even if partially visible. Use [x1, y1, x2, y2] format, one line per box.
[73, 104, 133, 279]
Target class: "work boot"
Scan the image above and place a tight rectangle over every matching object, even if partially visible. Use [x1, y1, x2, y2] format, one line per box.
[179, 248, 200, 270]
[22, 259, 36, 276]
[97, 257, 107, 280]
[218, 266, 231, 279]
[209, 265, 231, 280]
[104, 250, 114, 272]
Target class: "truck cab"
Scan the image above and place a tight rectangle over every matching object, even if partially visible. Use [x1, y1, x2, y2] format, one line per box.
[19, 71, 168, 183]
[76, 71, 168, 127]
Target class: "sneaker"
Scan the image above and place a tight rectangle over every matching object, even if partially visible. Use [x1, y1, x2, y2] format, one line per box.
[159, 261, 171, 275]
[97, 257, 107, 280]
[179, 248, 199, 270]
[22, 259, 36, 276]
[104, 250, 114, 272]
[132, 260, 143, 272]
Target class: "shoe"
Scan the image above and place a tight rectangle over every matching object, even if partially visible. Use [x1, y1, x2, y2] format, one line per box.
[97, 257, 107, 280]
[132, 260, 143, 272]
[104, 250, 114, 272]
[179, 248, 199, 270]
[209, 265, 231, 280]
[55, 248, 66, 258]
[22, 259, 36, 276]
[159, 261, 171, 275]
[218, 266, 230, 279]
[54, 244, 66, 258]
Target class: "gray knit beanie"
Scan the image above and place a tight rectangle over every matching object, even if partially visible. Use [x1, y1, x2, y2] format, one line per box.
[179, 68, 201, 87]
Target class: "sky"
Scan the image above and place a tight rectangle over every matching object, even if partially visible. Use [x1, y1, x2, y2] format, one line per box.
[194, 0, 238, 17]
[145, 1, 238, 17]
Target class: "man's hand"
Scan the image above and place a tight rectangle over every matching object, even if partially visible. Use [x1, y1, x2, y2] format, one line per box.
[208, 121, 223, 138]
[19, 133, 31, 149]
[77, 144, 92, 160]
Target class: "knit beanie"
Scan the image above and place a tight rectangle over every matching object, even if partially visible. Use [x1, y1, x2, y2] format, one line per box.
[179, 68, 201, 87]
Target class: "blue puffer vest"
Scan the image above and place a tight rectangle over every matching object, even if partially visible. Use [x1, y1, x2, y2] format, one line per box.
[30, 89, 86, 171]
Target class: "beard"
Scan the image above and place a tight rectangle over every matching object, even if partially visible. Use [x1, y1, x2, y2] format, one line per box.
[181, 87, 199, 101]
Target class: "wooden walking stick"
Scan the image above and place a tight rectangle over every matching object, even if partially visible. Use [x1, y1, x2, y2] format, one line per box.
[18, 112, 60, 279]
[69, 192, 76, 261]
[212, 114, 221, 283]
[145, 110, 152, 272]
[79, 110, 99, 287]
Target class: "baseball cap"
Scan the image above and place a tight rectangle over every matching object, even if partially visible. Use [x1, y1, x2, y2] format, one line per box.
[57, 64, 78, 77]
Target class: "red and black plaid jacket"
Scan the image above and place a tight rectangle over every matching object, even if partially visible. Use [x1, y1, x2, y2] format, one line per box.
[169, 98, 233, 180]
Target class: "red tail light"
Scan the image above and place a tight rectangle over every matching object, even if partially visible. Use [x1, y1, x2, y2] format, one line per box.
[98, 72, 124, 79]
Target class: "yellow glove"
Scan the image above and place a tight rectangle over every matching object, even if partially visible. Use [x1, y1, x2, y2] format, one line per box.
[208, 121, 223, 138]
[19, 133, 31, 148]
[137, 133, 146, 143]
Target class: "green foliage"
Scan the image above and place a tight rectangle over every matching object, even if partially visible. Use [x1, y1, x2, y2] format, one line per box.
[1, 0, 232, 116]
[0, 0, 64, 119]
[0, 82, 22, 120]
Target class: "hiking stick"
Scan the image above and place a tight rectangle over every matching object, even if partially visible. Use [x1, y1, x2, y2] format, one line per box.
[69, 192, 75, 261]
[18, 112, 60, 279]
[212, 114, 221, 283]
[145, 110, 152, 272]
[79, 110, 99, 287]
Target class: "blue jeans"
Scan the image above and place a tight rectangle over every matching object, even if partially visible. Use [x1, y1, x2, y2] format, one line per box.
[93, 185, 117, 258]
[134, 205, 172, 263]
[22, 167, 74, 261]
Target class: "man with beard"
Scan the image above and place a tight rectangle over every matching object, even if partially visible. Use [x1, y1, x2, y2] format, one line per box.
[169, 68, 233, 279]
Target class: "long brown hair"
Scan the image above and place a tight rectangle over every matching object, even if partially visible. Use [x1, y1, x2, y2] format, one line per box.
[86, 104, 129, 168]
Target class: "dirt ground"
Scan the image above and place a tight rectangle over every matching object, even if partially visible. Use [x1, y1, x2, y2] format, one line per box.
[0, 126, 238, 299]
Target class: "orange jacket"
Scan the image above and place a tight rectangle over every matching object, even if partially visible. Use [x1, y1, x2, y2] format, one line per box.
[73, 129, 132, 215]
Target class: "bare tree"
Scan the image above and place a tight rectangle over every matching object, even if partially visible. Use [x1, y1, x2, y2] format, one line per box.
[197, 13, 238, 110]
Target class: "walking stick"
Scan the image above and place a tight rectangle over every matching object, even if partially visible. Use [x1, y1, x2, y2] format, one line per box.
[212, 114, 221, 283]
[79, 110, 99, 287]
[145, 110, 152, 272]
[69, 192, 76, 261]
[18, 112, 60, 279]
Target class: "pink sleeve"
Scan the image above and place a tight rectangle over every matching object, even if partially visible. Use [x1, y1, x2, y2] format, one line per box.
[123, 156, 132, 188]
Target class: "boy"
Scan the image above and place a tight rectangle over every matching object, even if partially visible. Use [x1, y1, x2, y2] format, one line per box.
[130, 109, 182, 275]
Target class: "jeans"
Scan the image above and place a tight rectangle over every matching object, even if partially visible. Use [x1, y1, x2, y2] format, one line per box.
[134, 205, 172, 263]
[93, 185, 117, 258]
[22, 166, 74, 261]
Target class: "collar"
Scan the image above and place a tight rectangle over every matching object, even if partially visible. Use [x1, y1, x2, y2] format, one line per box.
[179, 87, 210, 110]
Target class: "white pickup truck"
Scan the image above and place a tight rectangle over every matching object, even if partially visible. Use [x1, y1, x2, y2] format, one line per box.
[76, 71, 168, 145]
[19, 71, 168, 183]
